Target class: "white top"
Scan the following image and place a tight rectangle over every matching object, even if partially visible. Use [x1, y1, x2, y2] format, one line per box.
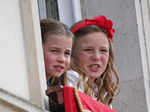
[66, 70, 84, 92]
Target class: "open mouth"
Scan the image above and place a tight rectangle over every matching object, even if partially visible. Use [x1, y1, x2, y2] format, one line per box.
[88, 64, 100, 72]
[54, 65, 64, 72]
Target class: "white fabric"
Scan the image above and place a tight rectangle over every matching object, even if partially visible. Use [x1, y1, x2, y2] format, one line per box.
[66, 70, 84, 92]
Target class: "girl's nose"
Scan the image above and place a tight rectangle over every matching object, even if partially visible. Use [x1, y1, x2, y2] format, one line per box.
[57, 54, 65, 63]
[91, 51, 100, 61]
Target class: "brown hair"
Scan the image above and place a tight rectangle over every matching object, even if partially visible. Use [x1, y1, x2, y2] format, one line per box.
[40, 18, 73, 44]
[70, 22, 119, 105]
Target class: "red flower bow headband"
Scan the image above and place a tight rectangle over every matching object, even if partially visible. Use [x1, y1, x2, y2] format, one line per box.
[71, 15, 115, 41]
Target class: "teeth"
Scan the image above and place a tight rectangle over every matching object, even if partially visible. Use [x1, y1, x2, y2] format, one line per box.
[88, 64, 100, 72]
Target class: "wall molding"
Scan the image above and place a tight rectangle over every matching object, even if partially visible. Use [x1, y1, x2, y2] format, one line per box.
[0, 88, 48, 112]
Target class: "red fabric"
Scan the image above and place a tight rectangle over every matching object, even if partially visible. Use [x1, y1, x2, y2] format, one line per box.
[64, 86, 116, 112]
[71, 15, 115, 41]
[64, 86, 79, 112]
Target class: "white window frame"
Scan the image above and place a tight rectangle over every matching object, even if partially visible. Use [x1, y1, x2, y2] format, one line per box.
[37, 0, 47, 19]
[20, 0, 47, 108]
[57, 0, 82, 27]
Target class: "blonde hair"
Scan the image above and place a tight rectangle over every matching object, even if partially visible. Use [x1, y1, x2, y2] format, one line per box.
[70, 23, 119, 105]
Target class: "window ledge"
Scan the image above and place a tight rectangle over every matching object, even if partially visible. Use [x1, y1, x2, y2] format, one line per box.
[0, 88, 49, 112]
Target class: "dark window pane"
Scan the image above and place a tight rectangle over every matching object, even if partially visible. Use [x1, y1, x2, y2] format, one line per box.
[45, 0, 59, 20]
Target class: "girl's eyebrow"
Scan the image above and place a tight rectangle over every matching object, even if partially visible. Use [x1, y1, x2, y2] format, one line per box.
[47, 47, 59, 50]
[48, 46, 61, 49]
[81, 45, 109, 49]
[100, 46, 109, 49]
[81, 44, 93, 47]
[50, 46, 59, 49]
[49, 46, 72, 51]
[83, 46, 93, 49]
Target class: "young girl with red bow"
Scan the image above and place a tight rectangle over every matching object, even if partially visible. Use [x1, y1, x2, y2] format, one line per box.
[65, 15, 119, 107]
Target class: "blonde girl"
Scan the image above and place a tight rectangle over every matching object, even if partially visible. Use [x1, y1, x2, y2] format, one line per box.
[66, 15, 119, 106]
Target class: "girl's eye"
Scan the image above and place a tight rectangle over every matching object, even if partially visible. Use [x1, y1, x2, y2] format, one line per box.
[65, 51, 71, 56]
[50, 49, 58, 53]
[83, 48, 93, 52]
[100, 49, 109, 53]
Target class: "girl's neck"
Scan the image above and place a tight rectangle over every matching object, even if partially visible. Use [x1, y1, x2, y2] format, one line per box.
[46, 73, 52, 81]
[88, 77, 95, 84]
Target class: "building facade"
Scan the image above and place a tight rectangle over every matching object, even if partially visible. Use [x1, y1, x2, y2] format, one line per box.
[0, 0, 149, 112]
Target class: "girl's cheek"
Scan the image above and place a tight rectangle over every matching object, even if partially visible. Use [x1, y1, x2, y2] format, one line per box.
[68, 58, 71, 66]
[79, 52, 90, 60]
[101, 55, 109, 63]
[65, 57, 71, 67]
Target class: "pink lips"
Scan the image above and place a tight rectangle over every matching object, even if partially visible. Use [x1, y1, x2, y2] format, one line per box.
[54, 65, 64, 72]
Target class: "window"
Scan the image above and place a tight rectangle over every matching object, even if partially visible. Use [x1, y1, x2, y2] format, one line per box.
[37, 0, 59, 20]
[45, 0, 59, 20]
[37, 0, 82, 27]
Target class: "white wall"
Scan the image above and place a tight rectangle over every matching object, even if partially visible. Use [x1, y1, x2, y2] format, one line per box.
[0, 0, 29, 99]
[0, 0, 48, 108]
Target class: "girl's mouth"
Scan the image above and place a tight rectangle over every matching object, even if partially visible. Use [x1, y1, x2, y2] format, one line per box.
[88, 64, 100, 72]
[54, 65, 64, 72]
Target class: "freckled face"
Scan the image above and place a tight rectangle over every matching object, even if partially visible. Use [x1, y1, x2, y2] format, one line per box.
[43, 35, 72, 80]
[74, 32, 109, 79]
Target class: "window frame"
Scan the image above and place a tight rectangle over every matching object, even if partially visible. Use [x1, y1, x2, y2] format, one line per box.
[20, 0, 47, 108]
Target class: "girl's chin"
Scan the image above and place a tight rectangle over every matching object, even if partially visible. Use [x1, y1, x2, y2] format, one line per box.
[54, 74, 63, 78]
[87, 73, 101, 79]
